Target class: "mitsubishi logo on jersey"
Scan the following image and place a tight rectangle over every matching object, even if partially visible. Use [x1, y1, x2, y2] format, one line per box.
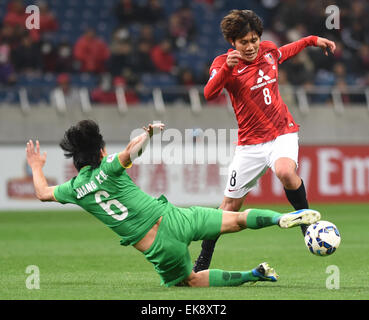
[250, 69, 276, 91]
[256, 69, 271, 84]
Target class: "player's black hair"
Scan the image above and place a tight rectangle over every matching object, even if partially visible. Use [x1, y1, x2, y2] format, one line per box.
[59, 120, 106, 171]
[221, 9, 263, 43]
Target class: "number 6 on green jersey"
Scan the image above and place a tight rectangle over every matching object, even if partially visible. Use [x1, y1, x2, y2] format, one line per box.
[95, 190, 128, 221]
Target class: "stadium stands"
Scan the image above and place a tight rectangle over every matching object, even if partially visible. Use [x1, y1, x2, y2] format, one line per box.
[0, 0, 368, 109]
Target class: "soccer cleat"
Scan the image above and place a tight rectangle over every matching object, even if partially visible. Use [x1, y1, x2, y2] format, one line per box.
[252, 262, 279, 282]
[278, 209, 321, 229]
[193, 255, 211, 273]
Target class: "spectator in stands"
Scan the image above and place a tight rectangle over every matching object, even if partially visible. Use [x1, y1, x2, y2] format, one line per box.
[11, 33, 41, 72]
[195, 0, 215, 6]
[330, 62, 363, 104]
[109, 28, 135, 77]
[3, 0, 26, 28]
[113, 0, 141, 26]
[34, 1, 59, 38]
[40, 40, 57, 72]
[113, 75, 139, 105]
[50, 73, 80, 107]
[55, 73, 71, 94]
[91, 74, 139, 105]
[4, 0, 39, 42]
[308, 39, 345, 72]
[133, 40, 156, 74]
[54, 41, 74, 73]
[0, 23, 21, 49]
[0, 42, 16, 85]
[178, 68, 196, 87]
[281, 54, 314, 86]
[74, 28, 110, 74]
[139, 0, 165, 25]
[177, 67, 196, 103]
[341, 21, 366, 52]
[91, 74, 118, 104]
[150, 38, 176, 73]
[137, 24, 156, 47]
[351, 44, 369, 78]
[332, 62, 355, 86]
[334, 78, 351, 104]
[167, 6, 196, 49]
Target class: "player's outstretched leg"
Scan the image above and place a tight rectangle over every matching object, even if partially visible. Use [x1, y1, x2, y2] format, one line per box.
[245, 208, 320, 229]
[187, 262, 279, 287]
[193, 207, 320, 273]
[193, 206, 282, 272]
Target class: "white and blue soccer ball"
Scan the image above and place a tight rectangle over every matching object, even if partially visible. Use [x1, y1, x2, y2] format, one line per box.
[304, 220, 341, 256]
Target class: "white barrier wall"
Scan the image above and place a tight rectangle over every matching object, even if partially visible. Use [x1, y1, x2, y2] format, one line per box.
[2, 143, 369, 210]
[0, 144, 232, 210]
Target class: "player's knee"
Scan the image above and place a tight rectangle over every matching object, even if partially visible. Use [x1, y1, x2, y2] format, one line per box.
[221, 211, 244, 233]
[186, 271, 208, 287]
[237, 211, 247, 229]
[187, 277, 199, 287]
[275, 167, 296, 185]
[220, 197, 243, 212]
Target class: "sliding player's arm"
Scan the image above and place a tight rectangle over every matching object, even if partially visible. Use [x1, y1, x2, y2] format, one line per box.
[278, 36, 336, 64]
[119, 122, 165, 168]
[204, 51, 240, 100]
[26, 140, 56, 202]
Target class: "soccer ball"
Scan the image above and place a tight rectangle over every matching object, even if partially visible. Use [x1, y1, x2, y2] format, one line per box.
[304, 220, 341, 256]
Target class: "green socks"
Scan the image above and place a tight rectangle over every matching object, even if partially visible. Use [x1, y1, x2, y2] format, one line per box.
[246, 209, 283, 229]
[206, 209, 284, 287]
[209, 269, 259, 287]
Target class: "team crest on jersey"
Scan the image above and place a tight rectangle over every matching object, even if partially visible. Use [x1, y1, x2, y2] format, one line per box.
[107, 153, 116, 163]
[264, 53, 275, 65]
[209, 69, 217, 81]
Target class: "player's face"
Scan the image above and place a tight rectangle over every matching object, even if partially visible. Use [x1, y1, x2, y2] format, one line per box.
[232, 32, 260, 62]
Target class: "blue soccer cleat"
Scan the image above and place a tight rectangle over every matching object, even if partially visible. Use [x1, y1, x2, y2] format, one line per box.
[278, 209, 321, 229]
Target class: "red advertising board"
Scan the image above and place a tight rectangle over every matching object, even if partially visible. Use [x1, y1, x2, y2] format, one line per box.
[246, 145, 369, 203]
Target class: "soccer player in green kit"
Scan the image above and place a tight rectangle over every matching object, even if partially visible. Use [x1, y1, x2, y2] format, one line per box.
[26, 120, 320, 287]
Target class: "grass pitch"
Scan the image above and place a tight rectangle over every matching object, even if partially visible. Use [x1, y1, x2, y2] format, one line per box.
[0, 204, 368, 300]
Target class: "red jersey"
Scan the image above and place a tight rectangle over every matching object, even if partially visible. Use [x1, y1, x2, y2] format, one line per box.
[204, 36, 318, 145]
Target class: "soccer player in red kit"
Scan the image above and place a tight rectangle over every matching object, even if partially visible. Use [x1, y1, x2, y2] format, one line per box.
[193, 9, 336, 272]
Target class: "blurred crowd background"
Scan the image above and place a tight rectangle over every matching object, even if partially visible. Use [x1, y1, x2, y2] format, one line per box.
[0, 0, 368, 106]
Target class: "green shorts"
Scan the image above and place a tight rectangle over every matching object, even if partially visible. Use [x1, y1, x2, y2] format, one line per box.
[143, 204, 223, 287]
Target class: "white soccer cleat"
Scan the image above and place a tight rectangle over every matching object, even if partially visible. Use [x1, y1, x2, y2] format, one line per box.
[252, 262, 279, 282]
[278, 209, 321, 229]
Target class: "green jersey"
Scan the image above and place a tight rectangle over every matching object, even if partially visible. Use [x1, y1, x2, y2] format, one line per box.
[54, 153, 170, 246]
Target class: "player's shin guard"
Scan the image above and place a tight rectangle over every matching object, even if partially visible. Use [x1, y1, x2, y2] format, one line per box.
[208, 269, 259, 286]
[208, 263, 278, 286]
[245, 209, 282, 229]
[284, 179, 309, 235]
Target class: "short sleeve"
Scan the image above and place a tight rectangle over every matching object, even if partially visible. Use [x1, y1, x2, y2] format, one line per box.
[54, 179, 76, 204]
[100, 153, 127, 176]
